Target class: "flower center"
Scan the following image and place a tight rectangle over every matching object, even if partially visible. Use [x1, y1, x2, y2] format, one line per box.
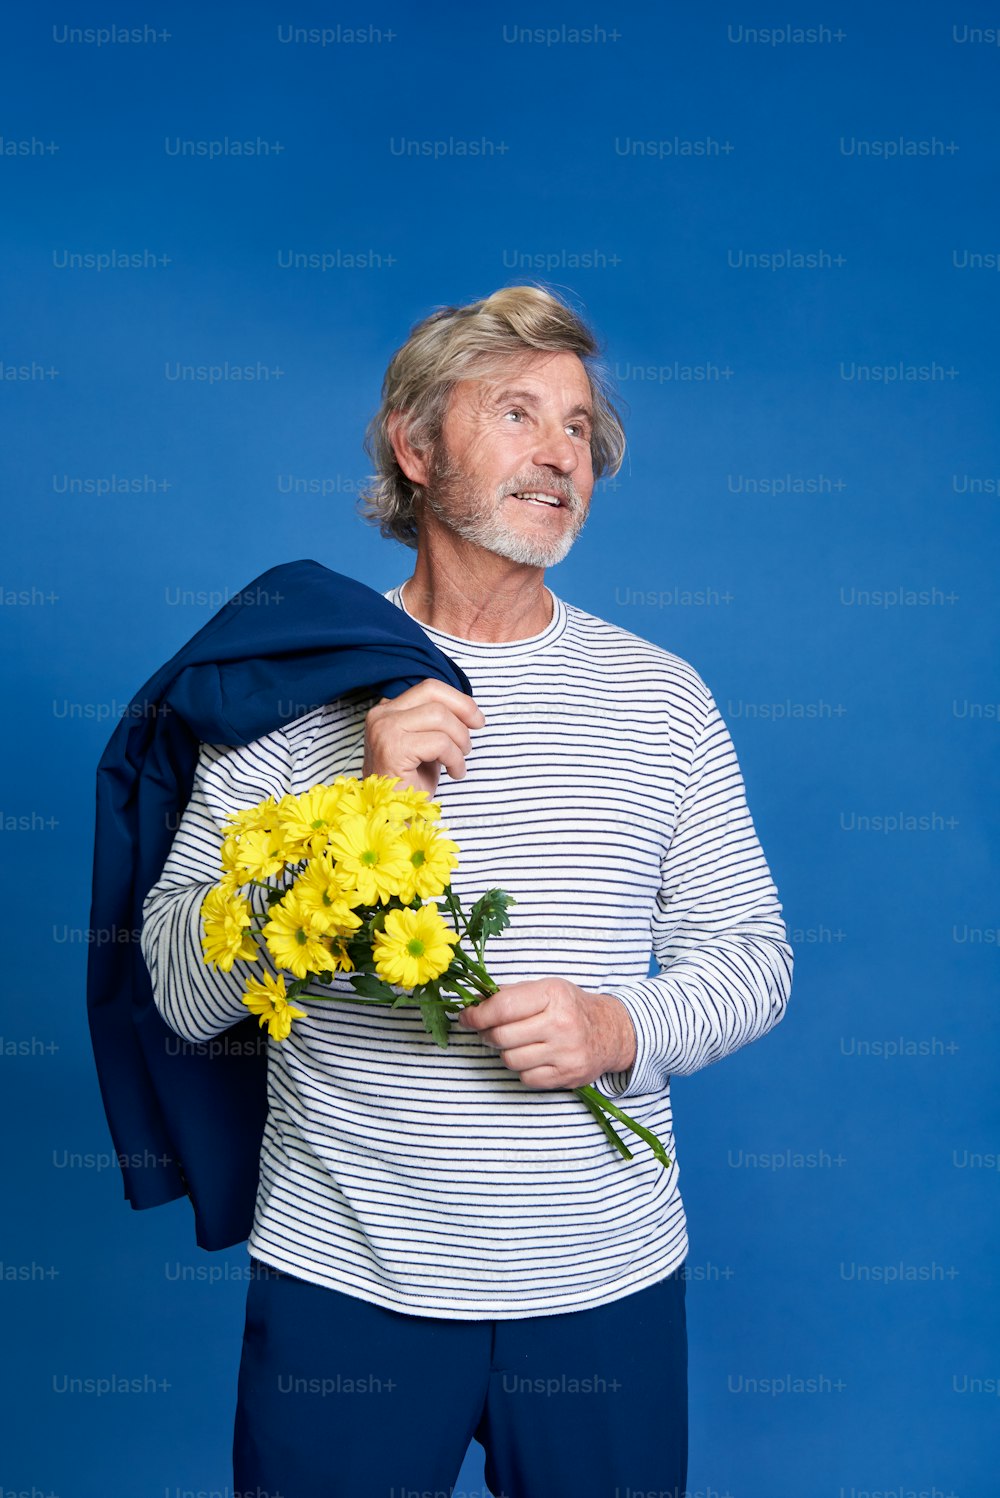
[410, 849, 426, 867]
[406, 938, 426, 957]
[361, 849, 378, 867]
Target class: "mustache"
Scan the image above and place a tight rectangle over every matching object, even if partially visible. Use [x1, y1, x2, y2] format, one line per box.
[500, 475, 581, 507]
[427, 448, 584, 510]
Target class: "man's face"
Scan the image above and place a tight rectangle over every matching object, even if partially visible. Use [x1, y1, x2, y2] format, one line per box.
[419, 350, 596, 568]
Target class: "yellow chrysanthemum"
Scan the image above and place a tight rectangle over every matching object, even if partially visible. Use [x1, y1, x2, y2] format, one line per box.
[334, 773, 441, 826]
[220, 833, 243, 880]
[242, 971, 307, 1042]
[326, 937, 356, 975]
[200, 885, 259, 971]
[386, 784, 442, 824]
[224, 826, 290, 882]
[326, 810, 412, 906]
[262, 891, 339, 980]
[291, 856, 366, 934]
[277, 784, 348, 860]
[222, 795, 282, 836]
[396, 822, 459, 903]
[373, 904, 460, 989]
[334, 773, 401, 817]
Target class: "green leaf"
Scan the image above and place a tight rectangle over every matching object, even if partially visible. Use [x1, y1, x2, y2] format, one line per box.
[419, 999, 453, 1049]
[466, 888, 516, 946]
[347, 973, 397, 1001]
[266, 887, 286, 907]
[344, 938, 377, 973]
[390, 980, 424, 1010]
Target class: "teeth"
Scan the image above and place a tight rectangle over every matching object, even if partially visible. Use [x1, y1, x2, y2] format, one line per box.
[515, 492, 561, 506]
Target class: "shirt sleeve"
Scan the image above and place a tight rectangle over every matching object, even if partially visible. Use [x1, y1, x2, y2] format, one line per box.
[139, 728, 294, 1044]
[590, 683, 793, 1100]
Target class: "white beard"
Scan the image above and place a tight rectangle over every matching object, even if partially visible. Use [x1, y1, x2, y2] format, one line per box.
[422, 448, 589, 568]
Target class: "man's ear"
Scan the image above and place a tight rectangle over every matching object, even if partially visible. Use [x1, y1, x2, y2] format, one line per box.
[387, 410, 432, 488]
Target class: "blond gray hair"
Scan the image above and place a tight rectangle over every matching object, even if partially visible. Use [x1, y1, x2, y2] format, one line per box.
[355, 284, 626, 548]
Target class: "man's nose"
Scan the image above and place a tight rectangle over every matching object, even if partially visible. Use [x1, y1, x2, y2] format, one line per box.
[530, 420, 579, 473]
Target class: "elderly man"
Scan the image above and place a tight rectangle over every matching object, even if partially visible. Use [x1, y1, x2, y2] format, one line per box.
[140, 285, 793, 1498]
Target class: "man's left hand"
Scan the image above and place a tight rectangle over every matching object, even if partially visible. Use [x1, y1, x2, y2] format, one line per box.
[455, 978, 636, 1090]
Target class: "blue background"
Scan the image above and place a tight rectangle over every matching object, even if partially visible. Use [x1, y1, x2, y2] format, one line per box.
[2, 3, 998, 1496]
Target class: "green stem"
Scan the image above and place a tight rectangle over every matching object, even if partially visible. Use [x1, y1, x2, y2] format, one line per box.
[444, 890, 491, 972]
[446, 938, 495, 990]
[464, 954, 496, 990]
[442, 951, 498, 1001]
[297, 991, 400, 1008]
[576, 1084, 673, 1168]
[437, 974, 482, 1007]
[443, 887, 465, 932]
[576, 1089, 634, 1162]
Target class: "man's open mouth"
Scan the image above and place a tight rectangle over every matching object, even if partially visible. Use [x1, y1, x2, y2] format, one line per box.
[509, 491, 564, 508]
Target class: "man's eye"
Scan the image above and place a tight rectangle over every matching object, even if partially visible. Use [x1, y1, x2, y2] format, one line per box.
[504, 408, 525, 422]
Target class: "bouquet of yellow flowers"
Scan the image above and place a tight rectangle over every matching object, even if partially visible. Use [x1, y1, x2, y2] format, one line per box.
[200, 773, 670, 1168]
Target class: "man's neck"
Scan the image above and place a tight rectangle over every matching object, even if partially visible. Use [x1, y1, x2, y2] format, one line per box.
[400, 568, 553, 643]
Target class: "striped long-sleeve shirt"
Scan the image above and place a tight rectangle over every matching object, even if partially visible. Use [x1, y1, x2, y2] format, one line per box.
[140, 582, 793, 1319]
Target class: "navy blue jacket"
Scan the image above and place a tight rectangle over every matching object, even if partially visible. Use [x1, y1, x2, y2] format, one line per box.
[86, 559, 472, 1250]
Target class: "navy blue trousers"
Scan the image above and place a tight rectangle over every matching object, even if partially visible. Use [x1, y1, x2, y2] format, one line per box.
[233, 1256, 688, 1498]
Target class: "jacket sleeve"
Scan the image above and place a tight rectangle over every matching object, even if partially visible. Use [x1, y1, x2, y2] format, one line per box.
[590, 684, 793, 1100]
[139, 729, 294, 1044]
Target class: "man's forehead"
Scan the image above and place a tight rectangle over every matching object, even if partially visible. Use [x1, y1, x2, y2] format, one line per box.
[456, 351, 592, 405]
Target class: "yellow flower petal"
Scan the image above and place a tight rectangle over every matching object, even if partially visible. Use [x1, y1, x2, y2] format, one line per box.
[396, 823, 459, 903]
[326, 810, 411, 906]
[373, 904, 460, 989]
[201, 886, 259, 972]
[262, 891, 339, 980]
[277, 784, 348, 859]
[222, 795, 282, 836]
[242, 971, 307, 1042]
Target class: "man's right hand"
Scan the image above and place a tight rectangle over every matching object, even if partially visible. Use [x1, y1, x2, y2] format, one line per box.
[362, 680, 486, 798]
